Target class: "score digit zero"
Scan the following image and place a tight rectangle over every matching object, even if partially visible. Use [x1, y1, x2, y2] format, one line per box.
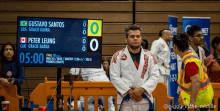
[90, 38, 99, 51]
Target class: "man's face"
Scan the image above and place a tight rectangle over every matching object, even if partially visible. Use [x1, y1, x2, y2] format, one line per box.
[126, 30, 142, 49]
[190, 31, 204, 46]
[200, 39, 207, 48]
[165, 31, 173, 41]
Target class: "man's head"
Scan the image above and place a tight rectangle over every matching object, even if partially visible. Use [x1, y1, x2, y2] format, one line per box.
[125, 24, 142, 49]
[187, 25, 204, 46]
[200, 39, 207, 49]
[161, 29, 173, 42]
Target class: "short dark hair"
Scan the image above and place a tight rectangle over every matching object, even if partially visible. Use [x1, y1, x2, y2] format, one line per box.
[159, 30, 163, 37]
[125, 24, 142, 38]
[187, 25, 201, 37]
[211, 36, 220, 50]
[173, 33, 189, 52]
[0, 42, 16, 63]
[141, 39, 148, 49]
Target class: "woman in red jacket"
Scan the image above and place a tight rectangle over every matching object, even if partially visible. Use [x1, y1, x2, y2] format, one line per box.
[204, 36, 220, 82]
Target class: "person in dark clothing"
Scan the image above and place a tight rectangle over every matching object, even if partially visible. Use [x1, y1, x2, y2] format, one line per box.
[141, 39, 149, 50]
[0, 42, 25, 111]
[0, 42, 25, 96]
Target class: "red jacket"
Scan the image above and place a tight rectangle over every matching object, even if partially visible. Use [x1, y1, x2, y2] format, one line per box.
[204, 54, 220, 82]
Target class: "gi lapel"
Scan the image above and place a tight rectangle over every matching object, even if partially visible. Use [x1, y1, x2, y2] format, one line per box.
[160, 37, 170, 54]
[132, 48, 145, 87]
[198, 47, 204, 62]
[189, 45, 198, 57]
[124, 46, 137, 75]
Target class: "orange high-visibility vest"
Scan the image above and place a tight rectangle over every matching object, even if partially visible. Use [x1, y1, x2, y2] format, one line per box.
[177, 52, 214, 107]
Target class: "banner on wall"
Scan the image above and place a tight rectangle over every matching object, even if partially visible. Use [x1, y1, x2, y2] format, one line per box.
[182, 17, 210, 56]
[177, 17, 211, 74]
[168, 15, 179, 106]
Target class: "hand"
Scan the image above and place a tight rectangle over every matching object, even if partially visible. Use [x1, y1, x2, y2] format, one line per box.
[8, 78, 14, 85]
[1, 78, 10, 86]
[206, 60, 214, 68]
[127, 88, 138, 100]
[7, 78, 14, 83]
[129, 91, 142, 102]
[99, 105, 104, 110]
[202, 64, 207, 72]
[135, 96, 143, 102]
[71, 106, 74, 110]
[130, 86, 135, 90]
[188, 103, 195, 111]
[132, 87, 145, 97]
[128, 87, 144, 102]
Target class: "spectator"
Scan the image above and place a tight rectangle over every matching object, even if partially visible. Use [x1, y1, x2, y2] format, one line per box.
[204, 36, 220, 82]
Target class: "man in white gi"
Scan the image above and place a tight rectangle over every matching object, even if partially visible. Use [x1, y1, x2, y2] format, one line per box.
[150, 29, 173, 87]
[110, 24, 159, 111]
[69, 65, 115, 111]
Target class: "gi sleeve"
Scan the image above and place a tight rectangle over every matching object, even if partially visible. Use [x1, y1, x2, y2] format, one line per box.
[150, 41, 160, 56]
[141, 54, 159, 95]
[110, 52, 130, 95]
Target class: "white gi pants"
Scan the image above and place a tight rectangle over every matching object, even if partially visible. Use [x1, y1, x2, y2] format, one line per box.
[117, 99, 149, 111]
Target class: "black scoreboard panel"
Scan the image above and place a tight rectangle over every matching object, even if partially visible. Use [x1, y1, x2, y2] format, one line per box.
[17, 17, 102, 68]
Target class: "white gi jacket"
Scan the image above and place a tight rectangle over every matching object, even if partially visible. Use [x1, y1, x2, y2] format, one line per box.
[69, 64, 109, 81]
[150, 37, 170, 75]
[189, 45, 206, 64]
[110, 46, 160, 104]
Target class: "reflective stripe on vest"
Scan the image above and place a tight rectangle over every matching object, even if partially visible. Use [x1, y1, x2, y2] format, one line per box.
[178, 53, 209, 93]
[178, 79, 210, 92]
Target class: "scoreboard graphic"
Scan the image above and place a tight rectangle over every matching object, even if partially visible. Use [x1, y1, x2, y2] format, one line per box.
[17, 17, 103, 68]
